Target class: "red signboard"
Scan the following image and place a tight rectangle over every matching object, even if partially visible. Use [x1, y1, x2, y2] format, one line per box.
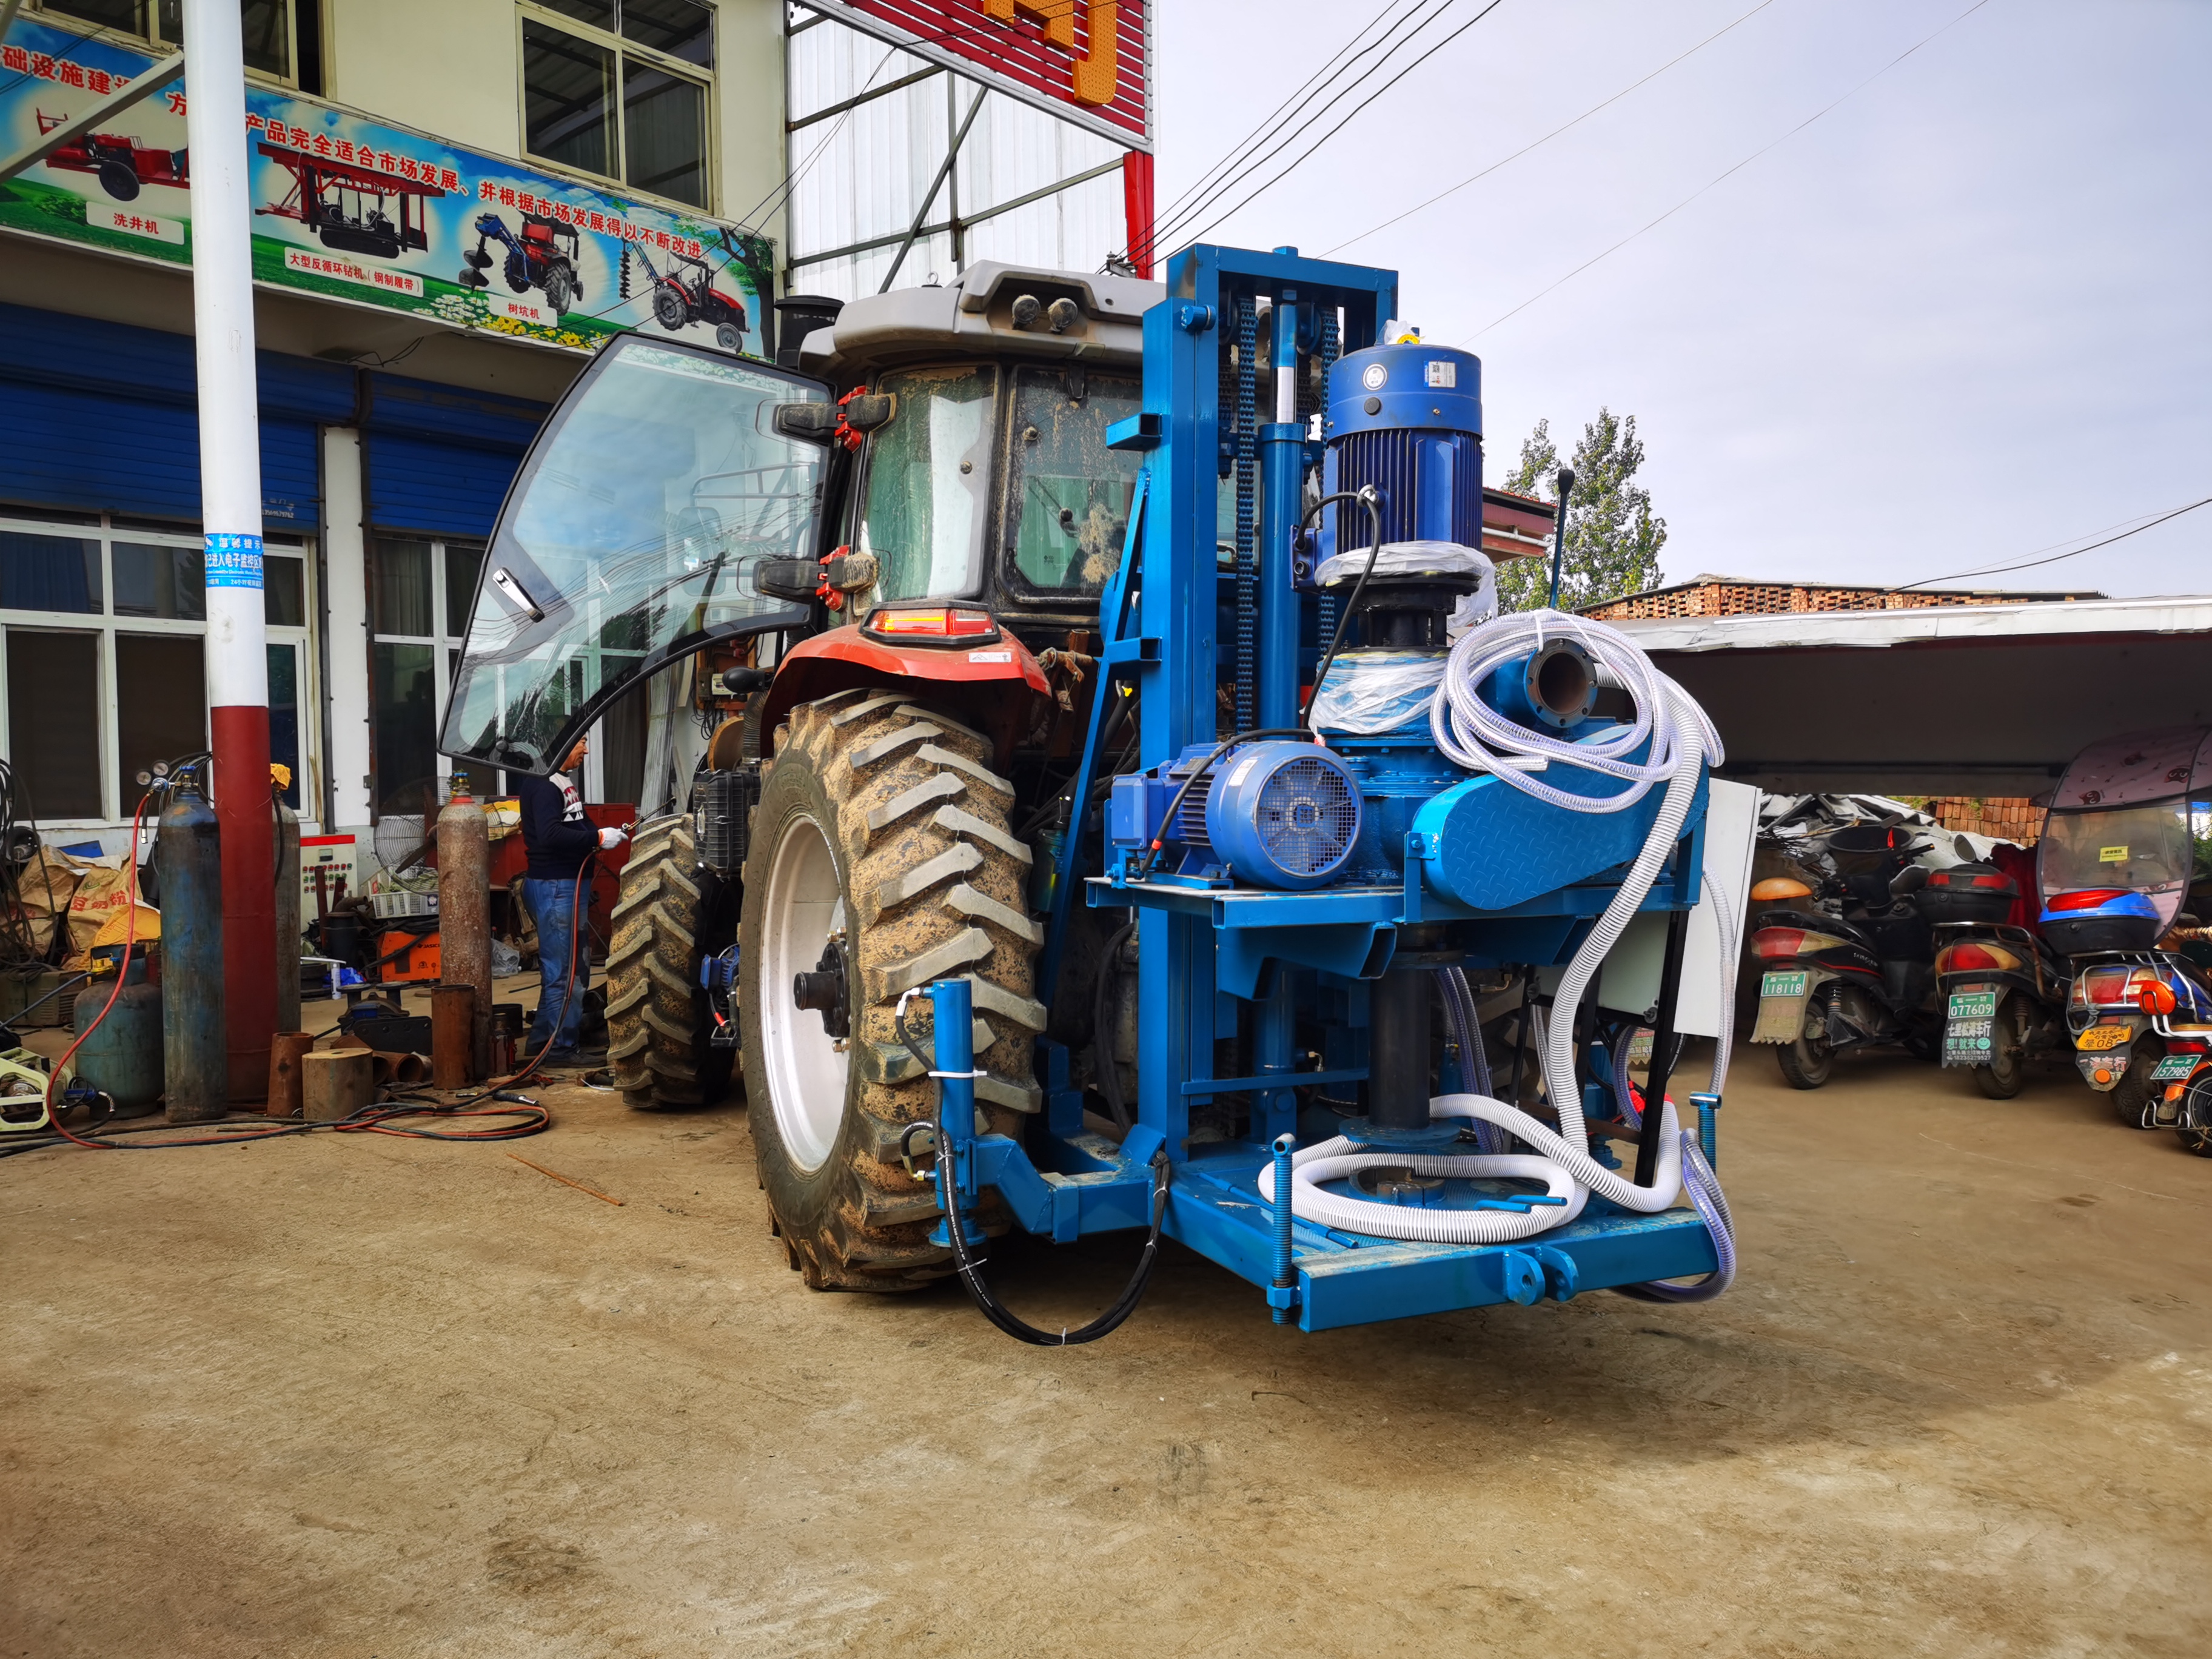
[803, 1, 1150, 149]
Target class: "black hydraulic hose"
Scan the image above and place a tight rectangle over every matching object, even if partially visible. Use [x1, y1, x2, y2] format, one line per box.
[1092, 920, 1136, 1134]
[896, 1000, 1168, 1346]
[1299, 485, 1385, 731]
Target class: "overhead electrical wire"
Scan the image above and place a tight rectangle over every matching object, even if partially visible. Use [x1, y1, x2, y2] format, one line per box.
[1320, 0, 1780, 258]
[1461, 0, 1995, 343]
[1895, 495, 2212, 590]
[1142, 0, 1444, 248]
[1152, 0, 1508, 258]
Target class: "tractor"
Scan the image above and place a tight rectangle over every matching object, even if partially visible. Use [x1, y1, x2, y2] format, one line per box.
[623, 242, 752, 353]
[35, 112, 187, 202]
[460, 212, 582, 316]
[440, 246, 1745, 1336]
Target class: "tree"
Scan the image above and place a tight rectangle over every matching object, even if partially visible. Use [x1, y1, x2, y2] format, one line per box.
[1495, 409, 1667, 612]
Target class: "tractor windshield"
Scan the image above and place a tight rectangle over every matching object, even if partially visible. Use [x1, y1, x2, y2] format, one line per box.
[438, 336, 828, 776]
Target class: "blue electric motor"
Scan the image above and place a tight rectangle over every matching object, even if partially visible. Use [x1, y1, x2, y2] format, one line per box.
[1204, 741, 1362, 890]
[1321, 341, 1484, 555]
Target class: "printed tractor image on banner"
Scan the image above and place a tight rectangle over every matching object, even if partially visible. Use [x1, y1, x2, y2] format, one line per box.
[0, 16, 772, 357]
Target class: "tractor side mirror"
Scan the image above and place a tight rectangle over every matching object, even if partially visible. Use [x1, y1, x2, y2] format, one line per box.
[772, 401, 837, 441]
[840, 393, 896, 434]
[756, 558, 821, 603]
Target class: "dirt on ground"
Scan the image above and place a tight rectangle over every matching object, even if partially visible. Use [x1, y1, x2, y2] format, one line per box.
[2, 1036, 2208, 1657]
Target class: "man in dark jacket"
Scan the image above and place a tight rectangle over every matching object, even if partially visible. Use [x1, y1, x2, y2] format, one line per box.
[517, 733, 626, 1061]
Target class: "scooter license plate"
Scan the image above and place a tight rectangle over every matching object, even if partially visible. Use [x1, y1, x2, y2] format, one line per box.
[1948, 991, 1997, 1021]
[1761, 971, 1808, 998]
[2076, 1024, 2133, 1051]
[2150, 1054, 2200, 1082]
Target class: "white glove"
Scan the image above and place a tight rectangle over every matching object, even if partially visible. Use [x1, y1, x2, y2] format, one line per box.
[598, 826, 628, 850]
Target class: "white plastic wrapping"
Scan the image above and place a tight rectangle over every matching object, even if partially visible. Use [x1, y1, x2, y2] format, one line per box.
[1309, 648, 1446, 734]
[1315, 539, 1495, 595]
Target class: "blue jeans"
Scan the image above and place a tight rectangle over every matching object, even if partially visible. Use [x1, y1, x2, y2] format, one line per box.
[524, 876, 589, 1050]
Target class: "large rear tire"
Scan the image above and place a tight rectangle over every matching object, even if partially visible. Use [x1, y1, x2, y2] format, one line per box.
[741, 691, 1043, 1291]
[605, 816, 736, 1111]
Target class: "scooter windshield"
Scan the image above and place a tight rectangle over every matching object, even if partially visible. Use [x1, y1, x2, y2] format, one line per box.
[2038, 800, 2194, 902]
[438, 337, 828, 776]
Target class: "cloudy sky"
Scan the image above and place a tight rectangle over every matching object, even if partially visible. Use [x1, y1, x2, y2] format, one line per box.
[1151, 0, 2210, 597]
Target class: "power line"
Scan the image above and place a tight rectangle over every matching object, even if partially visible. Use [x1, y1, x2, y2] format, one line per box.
[1897, 496, 2212, 589]
[1146, 0, 1468, 258]
[1461, 0, 1994, 343]
[1168, 0, 1509, 253]
[1321, 0, 1780, 258]
[1150, 0, 1432, 235]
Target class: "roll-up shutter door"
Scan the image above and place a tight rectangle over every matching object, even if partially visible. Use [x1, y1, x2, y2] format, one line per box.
[0, 303, 354, 527]
[361, 373, 548, 539]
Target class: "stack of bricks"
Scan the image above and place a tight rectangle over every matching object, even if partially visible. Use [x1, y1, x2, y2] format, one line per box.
[1585, 578, 2091, 622]
[1921, 796, 2043, 848]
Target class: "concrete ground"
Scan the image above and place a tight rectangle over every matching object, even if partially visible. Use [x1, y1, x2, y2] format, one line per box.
[3, 1035, 2208, 1657]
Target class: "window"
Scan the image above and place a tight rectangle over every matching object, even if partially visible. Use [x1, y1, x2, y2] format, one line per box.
[856, 366, 997, 603]
[370, 537, 479, 821]
[1004, 367, 1142, 597]
[0, 511, 317, 823]
[39, 2, 315, 90]
[520, 1, 714, 209]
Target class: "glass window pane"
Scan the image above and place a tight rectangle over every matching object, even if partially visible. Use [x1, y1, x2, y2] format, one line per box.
[441, 338, 828, 774]
[598, 665, 648, 809]
[859, 366, 997, 603]
[267, 643, 301, 808]
[113, 541, 206, 620]
[622, 59, 707, 207]
[240, 0, 290, 78]
[443, 543, 483, 641]
[373, 641, 438, 818]
[622, 0, 713, 67]
[373, 538, 434, 637]
[539, 0, 615, 27]
[1005, 367, 1142, 595]
[524, 20, 618, 179]
[263, 554, 306, 626]
[116, 634, 207, 817]
[7, 631, 101, 819]
[0, 532, 102, 614]
[49, 1, 146, 34]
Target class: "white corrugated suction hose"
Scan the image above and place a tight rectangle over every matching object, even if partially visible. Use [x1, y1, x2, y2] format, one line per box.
[1259, 607, 1728, 1249]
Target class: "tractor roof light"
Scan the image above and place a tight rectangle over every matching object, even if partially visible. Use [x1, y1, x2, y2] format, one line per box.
[861, 605, 999, 646]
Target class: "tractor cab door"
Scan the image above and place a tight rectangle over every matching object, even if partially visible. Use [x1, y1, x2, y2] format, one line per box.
[438, 335, 832, 777]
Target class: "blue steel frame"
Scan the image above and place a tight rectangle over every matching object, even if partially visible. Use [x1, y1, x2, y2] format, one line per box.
[931, 246, 1720, 1333]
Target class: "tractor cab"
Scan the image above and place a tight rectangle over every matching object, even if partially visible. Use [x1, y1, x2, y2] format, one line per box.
[440, 262, 1159, 781]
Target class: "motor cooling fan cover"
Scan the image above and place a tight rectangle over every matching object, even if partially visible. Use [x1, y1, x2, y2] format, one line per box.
[1204, 742, 1362, 890]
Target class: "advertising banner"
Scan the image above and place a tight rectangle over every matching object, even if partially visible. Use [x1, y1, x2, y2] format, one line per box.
[802, 1, 1150, 147]
[0, 16, 773, 357]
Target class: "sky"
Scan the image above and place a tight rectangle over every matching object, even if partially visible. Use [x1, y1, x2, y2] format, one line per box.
[1150, 0, 2212, 598]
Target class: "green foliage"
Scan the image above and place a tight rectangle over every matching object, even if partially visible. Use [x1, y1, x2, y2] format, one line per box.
[1495, 409, 1667, 612]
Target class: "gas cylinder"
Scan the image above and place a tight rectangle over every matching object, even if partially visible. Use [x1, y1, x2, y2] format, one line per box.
[70, 957, 163, 1116]
[157, 767, 226, 1123]
[275, 787, 302, 1036]
[436, 770, 492, 1079]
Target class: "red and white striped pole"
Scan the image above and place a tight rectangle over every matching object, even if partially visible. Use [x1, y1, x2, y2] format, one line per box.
[183, 0, 275, 1101]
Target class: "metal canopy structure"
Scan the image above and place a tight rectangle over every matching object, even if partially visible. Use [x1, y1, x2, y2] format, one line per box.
[1618, 595, 2212, 798]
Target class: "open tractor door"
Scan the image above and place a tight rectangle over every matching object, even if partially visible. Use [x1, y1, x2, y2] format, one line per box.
[443, 264, 1156, 1287]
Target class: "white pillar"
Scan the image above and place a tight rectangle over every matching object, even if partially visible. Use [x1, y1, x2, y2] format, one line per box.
[321, 426, 373, 833]
[185, 0, 276, 1098]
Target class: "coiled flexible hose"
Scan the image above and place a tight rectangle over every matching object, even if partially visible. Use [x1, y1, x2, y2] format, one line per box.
[1258, 608, 1735, 1275]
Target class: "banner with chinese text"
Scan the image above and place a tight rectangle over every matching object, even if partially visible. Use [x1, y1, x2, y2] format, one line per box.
[0, 16, 773, 357]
